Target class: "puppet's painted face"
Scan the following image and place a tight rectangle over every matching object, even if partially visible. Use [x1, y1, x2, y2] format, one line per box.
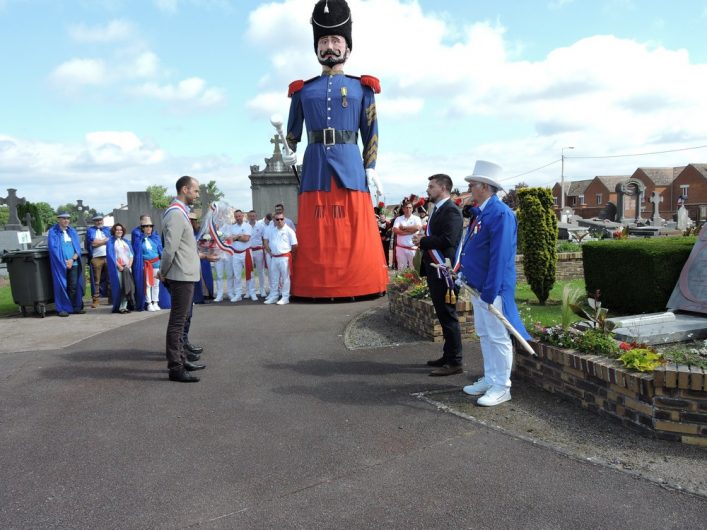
[317, 35, 349, 67]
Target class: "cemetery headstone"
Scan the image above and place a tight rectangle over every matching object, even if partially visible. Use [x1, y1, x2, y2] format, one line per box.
[0, 188, 26, 231]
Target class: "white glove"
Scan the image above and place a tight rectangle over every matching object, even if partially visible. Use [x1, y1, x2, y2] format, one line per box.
[366, 167, 384, 198]
[282, 151, 297, 166]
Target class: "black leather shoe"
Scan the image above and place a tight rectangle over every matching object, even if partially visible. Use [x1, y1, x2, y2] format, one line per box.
[184, 361, 206, 371]
[429, 364, 463, 376]
[426, 357, 446, 367]
[168, 369, 200, 382]
[186, 352, 201, 362]
[58, 311, 69, 317]
[75, 309, 86, 314]
[185, 343, 204, 354]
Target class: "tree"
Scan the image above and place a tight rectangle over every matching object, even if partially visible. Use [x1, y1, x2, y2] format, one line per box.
[195, 180, 225, 211]
[0, 205, 8, 228]
[517, 187, 557, 305]
[17, 202, 46, 235]
[502, 182, 528, 211]
[34, 202, 56, 232]
[147, 185, 170, 209]
[54, 203, 98, 225]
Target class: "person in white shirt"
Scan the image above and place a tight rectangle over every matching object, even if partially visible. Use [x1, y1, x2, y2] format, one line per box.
[248, 210, 269, 298]
[229, 209, 254, 302]
[392, 201, 422, 270]
[263, 214, 298, 305]
[274, 203, 296, 231]
[213, 210, 235, 302]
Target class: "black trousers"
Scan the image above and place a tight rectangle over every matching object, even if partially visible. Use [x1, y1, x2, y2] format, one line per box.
[66, 265, 81, 312]
[425, 263, 462, 365]
[165, 280, 194, 371]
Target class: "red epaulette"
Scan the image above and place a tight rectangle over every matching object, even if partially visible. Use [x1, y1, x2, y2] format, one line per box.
[360, 75, 381, 94]
[288, 76, 318, 97]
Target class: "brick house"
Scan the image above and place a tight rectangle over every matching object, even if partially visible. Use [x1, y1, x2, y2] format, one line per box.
[671, 164, 707, 222]
[631, 167, 682, 219]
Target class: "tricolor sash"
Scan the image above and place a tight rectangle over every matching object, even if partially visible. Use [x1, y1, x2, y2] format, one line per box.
[163, 200, 190, 224]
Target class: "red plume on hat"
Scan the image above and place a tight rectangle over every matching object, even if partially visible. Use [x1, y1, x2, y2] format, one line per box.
[377, 201, 385, 208]
[311, 0, 353, 51]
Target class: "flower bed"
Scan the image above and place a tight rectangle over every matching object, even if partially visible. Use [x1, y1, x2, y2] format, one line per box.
[387, 285, 474, 342]
[515, 342, 707, 447]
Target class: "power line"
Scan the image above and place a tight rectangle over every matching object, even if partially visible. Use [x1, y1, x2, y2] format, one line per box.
[506, 159, 559, 181]
[565, 144, 707, 160]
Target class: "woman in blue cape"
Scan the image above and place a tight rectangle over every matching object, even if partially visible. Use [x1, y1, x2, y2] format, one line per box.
[131, 218, 171, 311]
[47, 213, 85, 316]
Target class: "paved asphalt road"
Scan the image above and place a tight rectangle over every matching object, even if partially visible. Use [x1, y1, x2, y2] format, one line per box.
[1, 298, 705, 529]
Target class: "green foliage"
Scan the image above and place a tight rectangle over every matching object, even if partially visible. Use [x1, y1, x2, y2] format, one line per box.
[660, 341, 707, 369]
[618, 348, 664, 372]
[16, 201, 46, 234]
[561, 283, 584, 330]
[407, 282, 430, 299]
[147, 185, 170, 209]
[0, 205, 8, 227]
[557, 241, 581, 253]
[517, 187, 557, 305]
[575, 329, 620, 356]
[582, 237, 695, 314]
[54, 203, 98, 225]
[194, 180, 225, 211]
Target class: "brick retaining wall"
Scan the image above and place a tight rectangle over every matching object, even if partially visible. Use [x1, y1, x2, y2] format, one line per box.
[516, 342, 707, 446]
[516, 252, 584, 281]
[387, 288, 475, 342]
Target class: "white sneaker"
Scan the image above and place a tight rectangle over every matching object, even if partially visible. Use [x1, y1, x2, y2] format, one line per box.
[213, 296, 223, 303]
[276, 298, 289, 305]
[264, 297, 277, 305]
[259, 291, 267, 298]
[477, 387, 511, 407]
[249, 293, 258, 301]
[463, 378, 491, 396]
[154, 303, 161, 311]
[230, 295, 242, 303]
[146, 304, 155, 312]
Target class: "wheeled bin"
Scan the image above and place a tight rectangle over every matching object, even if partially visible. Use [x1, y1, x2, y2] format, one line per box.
[1, 249, 54, 317]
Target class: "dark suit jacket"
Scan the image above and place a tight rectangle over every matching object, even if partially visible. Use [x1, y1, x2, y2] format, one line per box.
[419, 198, 463, 275]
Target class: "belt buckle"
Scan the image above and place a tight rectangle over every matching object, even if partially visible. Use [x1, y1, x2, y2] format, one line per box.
[323, 127, 335, 146]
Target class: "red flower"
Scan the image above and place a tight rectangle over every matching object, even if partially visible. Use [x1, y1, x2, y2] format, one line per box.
[454, 198, 462, 206]
[378, 201, 385, 208]
[619, 342, 632, 351]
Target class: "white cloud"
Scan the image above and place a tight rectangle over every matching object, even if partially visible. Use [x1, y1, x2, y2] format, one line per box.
[69, 19, 135, 43]
[133, 77, 226, 107]
[154, 0, 178, 13]
[50, 58, 108, 86]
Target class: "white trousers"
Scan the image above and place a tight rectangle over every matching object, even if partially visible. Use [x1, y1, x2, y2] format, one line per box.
[213, 255, 234, 298]
[472, 295, 513, 389]
[144, 268, 160, 306]
[251, 249, 268, 294]
[269, 256, 290, 300]
[231, 251, 255, 297]
[395, 246, 416, 270]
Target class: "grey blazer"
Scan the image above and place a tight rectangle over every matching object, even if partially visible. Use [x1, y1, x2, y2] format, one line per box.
[160, 208, 201, 282]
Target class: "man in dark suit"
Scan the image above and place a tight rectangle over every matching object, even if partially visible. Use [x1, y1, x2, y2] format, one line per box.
[413, 174, 464, 376]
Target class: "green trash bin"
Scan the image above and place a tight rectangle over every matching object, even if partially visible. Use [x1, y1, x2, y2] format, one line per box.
[1, 249, 54, 317]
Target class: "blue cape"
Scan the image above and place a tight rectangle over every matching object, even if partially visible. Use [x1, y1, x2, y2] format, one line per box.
[85, 225, 111, 297]
[131, 227, 171, 311]
[106, 236, 135, 312]
[47, 223, 85, 313]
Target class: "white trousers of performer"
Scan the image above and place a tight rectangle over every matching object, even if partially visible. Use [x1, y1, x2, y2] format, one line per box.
[231, 252, 249, 297]
[251, 249, 268, 296]
[471, 295, 513, 389]
[213, 255, 234, 299]
[144, 268, 160, 306]
[395, 246, 416, 270]
[268, 256, 290, 300]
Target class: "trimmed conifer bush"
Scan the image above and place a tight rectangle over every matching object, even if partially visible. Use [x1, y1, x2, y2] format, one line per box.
[517, 187, 558, 305]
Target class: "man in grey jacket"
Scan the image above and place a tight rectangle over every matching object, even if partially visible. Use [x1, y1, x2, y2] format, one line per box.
[159, 176, 206, 382]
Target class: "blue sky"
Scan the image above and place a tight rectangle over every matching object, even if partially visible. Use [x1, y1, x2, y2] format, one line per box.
[2, 0, 707, 213]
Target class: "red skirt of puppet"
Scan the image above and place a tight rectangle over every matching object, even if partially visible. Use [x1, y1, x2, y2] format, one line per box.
[292, 178, 388, 298]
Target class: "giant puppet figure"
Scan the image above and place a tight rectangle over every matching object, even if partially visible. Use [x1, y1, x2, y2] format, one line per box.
[284, 0, 387, 298]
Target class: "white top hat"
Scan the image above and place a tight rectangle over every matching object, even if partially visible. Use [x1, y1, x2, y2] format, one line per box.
[464, 160, 504, 191]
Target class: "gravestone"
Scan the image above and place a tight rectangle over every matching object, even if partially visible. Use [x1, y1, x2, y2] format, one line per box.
[111, 191, 165, 238]
[648, 191, 663, 226]
[609, 224, 707, 344]
[75, 199, 90, 228]
[676, 205, 690, 230]
[598, 201, 617, 222]
[0, 188, 26, 231]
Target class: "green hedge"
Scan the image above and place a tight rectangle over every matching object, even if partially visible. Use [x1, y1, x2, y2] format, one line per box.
[582, 237, 696, 315]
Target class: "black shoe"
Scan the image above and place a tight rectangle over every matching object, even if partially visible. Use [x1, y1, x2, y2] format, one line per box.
[185, 361, 206, 371]
[426, 357, 446, 367]
[58, 311, 69, 317]
[75, 309, 86, 314]
[185, 343, 204, 354]
[429, 364, 464, 377]
[169, 369, 200, 383]
[187, 352, 201, 362]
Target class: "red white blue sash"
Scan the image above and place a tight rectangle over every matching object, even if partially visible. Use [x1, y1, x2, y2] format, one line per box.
[163, 200, 190, 224]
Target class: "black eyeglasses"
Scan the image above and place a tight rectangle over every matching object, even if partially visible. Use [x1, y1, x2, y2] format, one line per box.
[141, 224, 154, 228]
[274, 218, 285, 221]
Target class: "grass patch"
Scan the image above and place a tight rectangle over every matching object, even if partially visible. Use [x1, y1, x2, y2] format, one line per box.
[0, 281, 19, 317]
[515, 279, 586, 328]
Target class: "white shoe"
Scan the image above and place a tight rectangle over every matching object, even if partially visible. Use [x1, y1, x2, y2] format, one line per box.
[477, 387, 511, 407]
[276, 298, 289, 305]
[259, 291, 267, 298]
[463, 378, 491, 396]
[249, 293, 258, 301]
[230, 295, 242, 303]
[146, 304, 155, 312]
[264, 297, 277, 305]
[213, 296, 223, 303]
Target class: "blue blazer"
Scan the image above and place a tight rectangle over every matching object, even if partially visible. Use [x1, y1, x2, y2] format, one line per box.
[460, 195, 530, 340]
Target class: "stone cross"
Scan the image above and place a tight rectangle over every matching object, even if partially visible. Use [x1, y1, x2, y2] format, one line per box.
[75, 199, 90, 227]
[0, 188, 26, 230]
[649, 191, 663, 225]
[270, 134, 283, 155]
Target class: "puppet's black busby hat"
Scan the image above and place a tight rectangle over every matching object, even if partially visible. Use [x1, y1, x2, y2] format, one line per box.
[311, 0, 353, 52]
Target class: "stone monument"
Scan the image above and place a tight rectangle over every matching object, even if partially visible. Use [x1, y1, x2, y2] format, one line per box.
[0, 188, 32, 253]
[615, 179, 646, 224]
[111, 191, 165, 238]
[648, 191, 664, 226]
[249, 134, 299, 221]
[676, 205, 690, 231]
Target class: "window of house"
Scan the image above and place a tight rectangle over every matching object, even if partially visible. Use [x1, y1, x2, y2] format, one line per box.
[553, 196, 558, 206]
[596, 193, 602, 205]
[578, 195, 585, 206]
[680, 185, 689, 198]
[570, 197, 576, 206]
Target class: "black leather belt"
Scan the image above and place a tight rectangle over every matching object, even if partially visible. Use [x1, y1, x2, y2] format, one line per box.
[308, 128, 358, 145]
